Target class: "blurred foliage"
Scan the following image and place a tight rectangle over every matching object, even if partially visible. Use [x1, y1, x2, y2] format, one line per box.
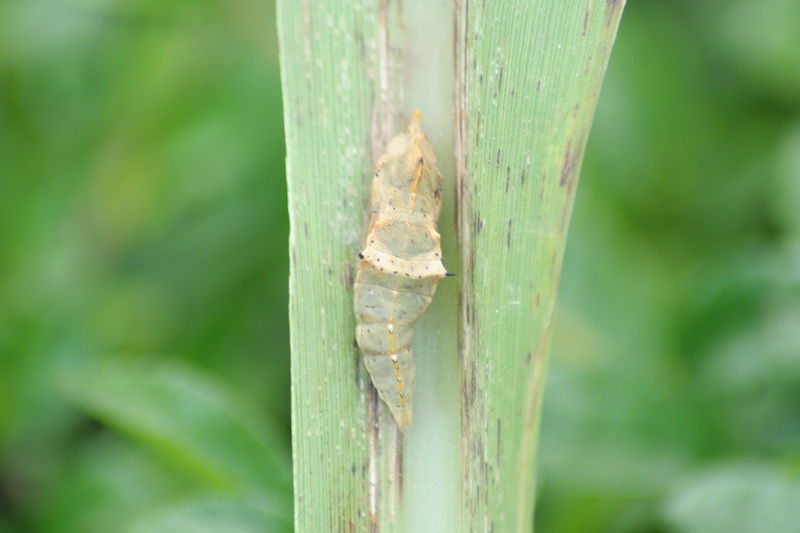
[0, 0, 290, 530]
[0, 0, 797, 532]
[537, 0, 800, 532]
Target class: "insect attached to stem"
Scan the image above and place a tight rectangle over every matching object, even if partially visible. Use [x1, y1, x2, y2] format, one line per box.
[353, 111, 449, 430]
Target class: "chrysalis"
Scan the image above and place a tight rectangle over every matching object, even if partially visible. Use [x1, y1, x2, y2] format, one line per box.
[354, 111, 448, 430]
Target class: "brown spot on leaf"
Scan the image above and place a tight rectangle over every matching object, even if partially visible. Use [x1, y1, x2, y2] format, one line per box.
[367, 385, 381, 532]
[396, 435, 404, 504]
[344, 263, 354, 289]
[474, 215, 484, 235]
[559, 139, 576, 188]
[606, 0, 625, 26]
[583, 0, 592, 35]
[559, 132, 589, 194]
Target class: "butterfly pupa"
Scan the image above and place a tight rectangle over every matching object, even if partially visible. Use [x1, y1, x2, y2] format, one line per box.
[353, 111, 448, 430]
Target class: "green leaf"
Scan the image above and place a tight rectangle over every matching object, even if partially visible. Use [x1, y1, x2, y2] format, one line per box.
[277, 0, 625, 529]
[60, 357, 291, 510]
[128, 497, 290, 533]
[661, 463, 800, 533]
[34, 434, 187, 533]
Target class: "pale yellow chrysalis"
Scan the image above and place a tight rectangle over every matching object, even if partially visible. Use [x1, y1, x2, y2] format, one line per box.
[353, 111, 449, 430]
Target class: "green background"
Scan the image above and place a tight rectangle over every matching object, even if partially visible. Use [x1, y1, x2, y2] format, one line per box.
[1, 1, 798, 531]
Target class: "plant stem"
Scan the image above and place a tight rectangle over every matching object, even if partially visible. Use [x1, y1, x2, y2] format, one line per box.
[277, 1, 625, 531]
